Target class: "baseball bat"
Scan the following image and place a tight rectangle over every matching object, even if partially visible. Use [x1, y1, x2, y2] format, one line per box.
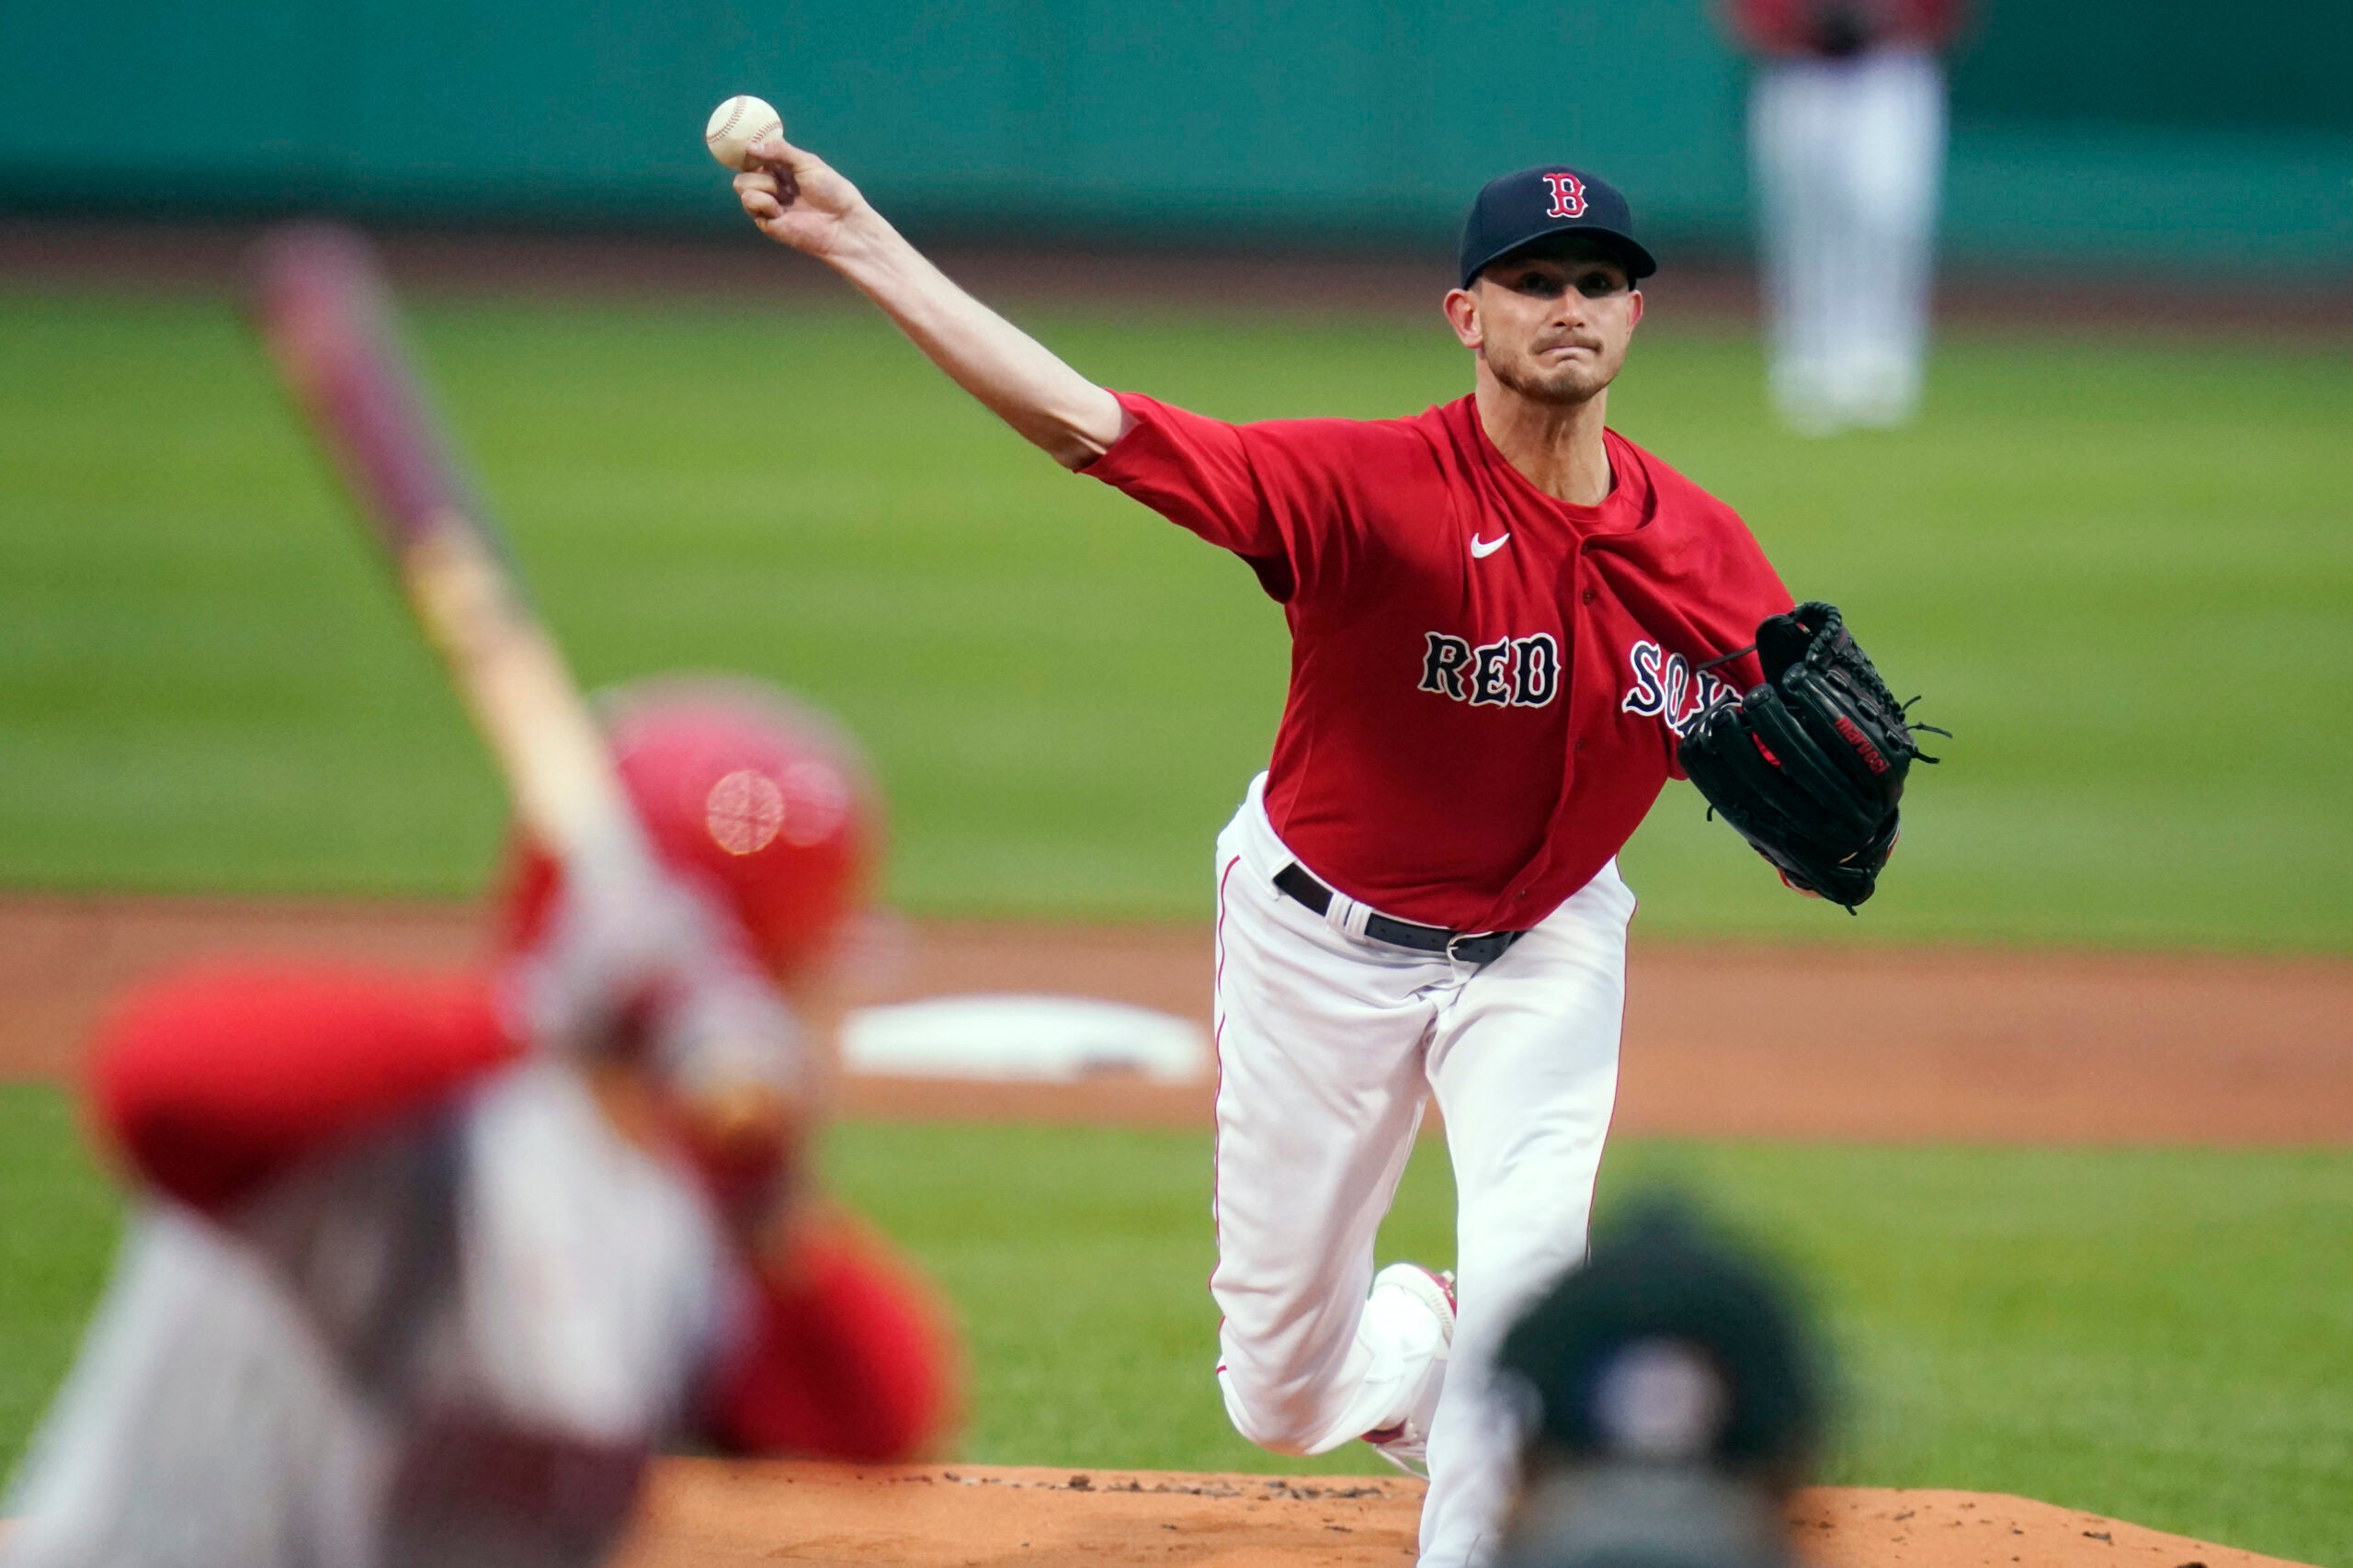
[245, 222, 792, 1152]
[246, 223, 647, 901]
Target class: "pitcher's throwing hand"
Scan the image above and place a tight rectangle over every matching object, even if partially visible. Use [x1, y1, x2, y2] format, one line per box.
[733, 138, 876, 262]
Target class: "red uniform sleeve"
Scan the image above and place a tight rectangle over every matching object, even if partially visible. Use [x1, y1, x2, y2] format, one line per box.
[1081, 392, 1426, 608]
[88, 963, 522, 1214]
[701, 1215, 961, 1463]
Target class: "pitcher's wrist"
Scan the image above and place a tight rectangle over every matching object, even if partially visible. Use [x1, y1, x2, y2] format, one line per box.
[826, 206, 910, 278]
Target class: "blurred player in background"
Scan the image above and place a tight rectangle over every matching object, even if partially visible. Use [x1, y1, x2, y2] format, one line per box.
[1, 678, 956, 1568]
[1492, 1198, 1824, 1568]
[1726, 0, 1971, 434]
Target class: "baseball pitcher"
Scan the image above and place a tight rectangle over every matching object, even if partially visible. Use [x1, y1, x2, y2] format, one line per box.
[728, 142, 1933, 1567]
[1, 681, 957, 1568]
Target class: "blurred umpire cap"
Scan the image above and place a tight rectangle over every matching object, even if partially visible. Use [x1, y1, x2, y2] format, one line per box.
[1491, 1197, 1826, 1568]
[1460, 165, 1658, 290]
[1497, 1195, 1825, 1483]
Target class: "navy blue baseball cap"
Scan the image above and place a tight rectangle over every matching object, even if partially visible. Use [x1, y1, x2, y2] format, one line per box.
[1458, 165, 1657, 290]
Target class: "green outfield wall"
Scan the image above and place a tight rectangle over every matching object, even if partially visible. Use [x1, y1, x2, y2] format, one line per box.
[2, 0, 2347, 272]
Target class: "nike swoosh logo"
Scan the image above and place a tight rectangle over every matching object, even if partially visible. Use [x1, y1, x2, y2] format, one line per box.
[1470, 532, 1511, 559]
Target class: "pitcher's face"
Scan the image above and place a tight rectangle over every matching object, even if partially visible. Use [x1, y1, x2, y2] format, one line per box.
[1448, 246, 1643, 406]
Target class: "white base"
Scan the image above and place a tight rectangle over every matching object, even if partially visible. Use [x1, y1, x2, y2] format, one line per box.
[841, 994, 1209, 1084]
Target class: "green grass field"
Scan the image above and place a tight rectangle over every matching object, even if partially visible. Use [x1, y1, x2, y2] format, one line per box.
[3, 286, 2348, 948]
[3, 1085, 2347, 1564]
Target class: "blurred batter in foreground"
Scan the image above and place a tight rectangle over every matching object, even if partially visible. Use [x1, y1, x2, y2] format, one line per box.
[1, 680, 956, 1568]
[1726, 0, 1971, 434]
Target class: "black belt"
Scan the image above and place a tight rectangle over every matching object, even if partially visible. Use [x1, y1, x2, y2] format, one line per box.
[1273, 863, 1529, 967]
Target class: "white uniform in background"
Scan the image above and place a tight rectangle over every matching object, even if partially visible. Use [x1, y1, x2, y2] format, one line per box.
[1, 1064, 729, 1568]
[1749, 45, 1949, 433]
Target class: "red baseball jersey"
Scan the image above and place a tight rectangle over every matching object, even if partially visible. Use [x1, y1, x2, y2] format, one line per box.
[1086, 392, 1791, 932]
[1722, 0, 1970, 56]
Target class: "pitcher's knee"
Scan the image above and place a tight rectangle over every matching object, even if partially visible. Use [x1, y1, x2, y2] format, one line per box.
[1216, 1366, 1324, 1455]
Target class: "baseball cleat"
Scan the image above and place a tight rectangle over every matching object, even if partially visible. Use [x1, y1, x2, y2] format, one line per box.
[1361, 1264, 1457, 1476]
[1363, 1420, 1435, 1478]
[1377, 1262, 1458, 1344]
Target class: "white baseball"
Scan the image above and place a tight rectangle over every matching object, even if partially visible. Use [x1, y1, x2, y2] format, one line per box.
[705, 95, 783, 173]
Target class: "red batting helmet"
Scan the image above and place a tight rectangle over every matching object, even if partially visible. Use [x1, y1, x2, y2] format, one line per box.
[498, 677, 881, 978]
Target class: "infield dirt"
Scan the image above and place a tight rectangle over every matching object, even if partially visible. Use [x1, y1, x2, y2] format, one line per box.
[5, 892, 2349, 1144]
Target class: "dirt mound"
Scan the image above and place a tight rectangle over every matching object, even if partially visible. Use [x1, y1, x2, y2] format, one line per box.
[610, 1462, 2312, 1568]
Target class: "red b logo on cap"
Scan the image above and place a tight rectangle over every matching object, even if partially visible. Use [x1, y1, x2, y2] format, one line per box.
[1543, 173, 1587, 219]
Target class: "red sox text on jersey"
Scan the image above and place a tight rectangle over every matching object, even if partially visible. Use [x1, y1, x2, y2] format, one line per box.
[1418, 632, 1560, 708]
[1620, 640, 1737, 736]
[1086, 392, 1790, 933]
[1420, 634, 1733, 733]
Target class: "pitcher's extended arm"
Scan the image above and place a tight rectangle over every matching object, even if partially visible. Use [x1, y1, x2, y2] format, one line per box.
[734, 138, 1126, 469]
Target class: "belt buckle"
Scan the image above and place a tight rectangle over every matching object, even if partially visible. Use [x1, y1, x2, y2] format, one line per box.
[1445, 929, 1521, 968]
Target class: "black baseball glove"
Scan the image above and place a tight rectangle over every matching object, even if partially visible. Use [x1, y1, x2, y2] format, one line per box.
[1677, 602, 1942, 909]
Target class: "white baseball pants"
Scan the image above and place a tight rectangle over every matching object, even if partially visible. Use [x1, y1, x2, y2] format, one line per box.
[1208, 776, 1633, 1568]
[1749, 47, 1948, 433]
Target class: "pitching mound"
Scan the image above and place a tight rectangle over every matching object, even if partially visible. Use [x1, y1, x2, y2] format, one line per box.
[611, 1462, 2309, 1568]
